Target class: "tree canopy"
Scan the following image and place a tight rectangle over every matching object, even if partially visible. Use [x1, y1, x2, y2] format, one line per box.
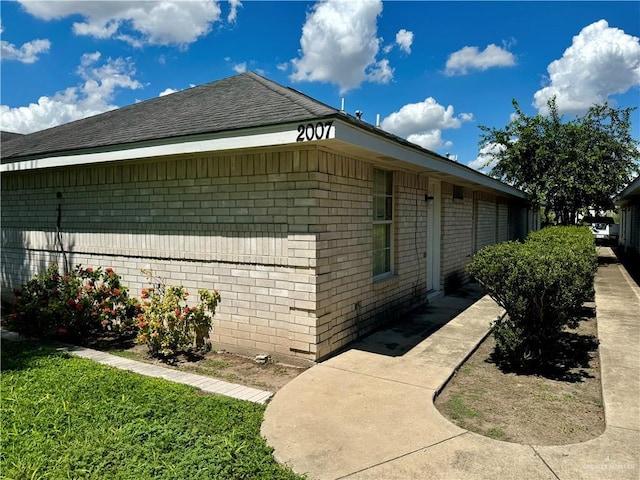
[479, 98, 639, 225]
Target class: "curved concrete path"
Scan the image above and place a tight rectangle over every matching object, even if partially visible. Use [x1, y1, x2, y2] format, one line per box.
[262, 247, 639, 479]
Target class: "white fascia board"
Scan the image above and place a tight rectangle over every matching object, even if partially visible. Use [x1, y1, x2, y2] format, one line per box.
[332, 120, 528, 199]
[1, 121, 335, 173]
[617, 175, 640, 202]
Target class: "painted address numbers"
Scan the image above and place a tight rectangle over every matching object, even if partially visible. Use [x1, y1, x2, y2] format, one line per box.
[296, 121, 334, 142]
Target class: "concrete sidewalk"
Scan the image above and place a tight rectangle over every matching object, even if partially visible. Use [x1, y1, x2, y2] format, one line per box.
[0, 329, 273, 404]
[262, 247, 640, 479]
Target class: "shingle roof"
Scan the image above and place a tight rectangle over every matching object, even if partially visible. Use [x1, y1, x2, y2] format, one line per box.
[1, 131, 24, 144]
[1, 72, 339, 162]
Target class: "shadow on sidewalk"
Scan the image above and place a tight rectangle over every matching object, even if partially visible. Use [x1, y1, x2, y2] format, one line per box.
[613, 247, 640, 287]
[351, 283, 486, 357]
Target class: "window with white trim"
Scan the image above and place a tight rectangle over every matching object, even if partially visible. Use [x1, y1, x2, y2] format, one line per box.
[373, 168, 393, 278]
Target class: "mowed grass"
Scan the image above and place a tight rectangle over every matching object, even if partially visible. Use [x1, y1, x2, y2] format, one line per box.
[1, 339, 303, 480]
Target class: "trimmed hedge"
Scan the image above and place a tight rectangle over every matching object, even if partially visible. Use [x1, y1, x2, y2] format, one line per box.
[467, 226, 597, 368]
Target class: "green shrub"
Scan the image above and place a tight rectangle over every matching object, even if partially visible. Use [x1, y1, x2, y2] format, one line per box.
[467, 226, 597, 368]
[136, 273, 221, 358]
[9, 264, 139, 340]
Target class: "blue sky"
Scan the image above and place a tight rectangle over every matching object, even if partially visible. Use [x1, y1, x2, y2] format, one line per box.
[1, 1, 639, 170]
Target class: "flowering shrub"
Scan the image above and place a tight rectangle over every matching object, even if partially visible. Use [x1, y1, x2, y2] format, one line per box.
[135, 277, 221, 357]
[9, 264, 140, 340]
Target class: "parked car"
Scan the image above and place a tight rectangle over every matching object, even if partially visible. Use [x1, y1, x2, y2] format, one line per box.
[582, 216, 619, 244]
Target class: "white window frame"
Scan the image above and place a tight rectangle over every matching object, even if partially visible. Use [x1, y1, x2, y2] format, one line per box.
[373, 168, 393, 279]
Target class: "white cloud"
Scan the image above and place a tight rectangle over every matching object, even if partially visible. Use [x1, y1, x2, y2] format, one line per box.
[290, 0, 392, 93]
[18, 0, 222, 47]
[381, 97, 472, 137]
[277, 62, 289, 71]
[533, 20, 640, 115]
[367, 58, 393, 84]
[0, 52, 143, 134]
[445, 44, 516, 76]
[395, 29, 413, 54]
[381, 97, 472, 151]
[407, 131, 451, 151]
[159, 87, 179, 97]
[1, 28, 51, 63]
[228, 0, 242, 22]
[468, 142, 505, 171]
[232, 62, 247, 73]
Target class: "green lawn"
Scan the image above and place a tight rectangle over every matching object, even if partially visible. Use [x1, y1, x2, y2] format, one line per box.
[1, 339, 303, 480]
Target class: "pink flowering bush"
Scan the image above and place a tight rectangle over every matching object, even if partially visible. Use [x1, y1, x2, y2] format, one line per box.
[9, 264, 140, 340]
[136, 277, 221, 358]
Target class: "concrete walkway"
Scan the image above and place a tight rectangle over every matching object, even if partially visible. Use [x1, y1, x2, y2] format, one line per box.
[0, 329, 273, 404]
[262, 247, 640, 479]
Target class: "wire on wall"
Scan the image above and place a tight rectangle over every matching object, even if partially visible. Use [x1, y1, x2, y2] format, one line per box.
[56, 192, 69, 273]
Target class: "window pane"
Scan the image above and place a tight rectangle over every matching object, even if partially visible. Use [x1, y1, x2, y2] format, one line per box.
[374, 169, 386, 194]
[385, 196, 392, 220]
[374, 196, 386, 221]
[373, 224, 385, 250]
[383, 247, 391, 273]
[373, 250, 386, 277]
[373, 224, 391, 276]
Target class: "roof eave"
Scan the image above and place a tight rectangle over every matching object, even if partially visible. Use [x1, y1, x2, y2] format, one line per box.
[1, 112, 529, 201]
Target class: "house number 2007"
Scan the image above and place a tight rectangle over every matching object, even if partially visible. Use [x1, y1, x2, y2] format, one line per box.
[296, 121, 334, 142]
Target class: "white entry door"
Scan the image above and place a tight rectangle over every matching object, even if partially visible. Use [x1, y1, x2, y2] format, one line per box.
[426, 180, 441, 293]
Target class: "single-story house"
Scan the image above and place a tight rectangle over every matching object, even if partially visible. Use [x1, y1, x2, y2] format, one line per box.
[1, 72, 537, 362]
[617, 175, 640, 255]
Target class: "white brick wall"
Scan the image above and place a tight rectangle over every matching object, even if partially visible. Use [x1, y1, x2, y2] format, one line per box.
[1, 148, 322, 362]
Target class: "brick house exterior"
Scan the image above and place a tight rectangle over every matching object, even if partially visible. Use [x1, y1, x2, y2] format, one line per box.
[1, 72, 536, 362]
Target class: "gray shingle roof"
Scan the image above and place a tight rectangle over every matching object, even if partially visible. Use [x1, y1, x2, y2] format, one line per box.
[1, 72, 339, 162]
[1, 131, 24, 144]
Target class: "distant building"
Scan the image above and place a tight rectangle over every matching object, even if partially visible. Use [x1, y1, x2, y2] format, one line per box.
[617, 176, 640, 256]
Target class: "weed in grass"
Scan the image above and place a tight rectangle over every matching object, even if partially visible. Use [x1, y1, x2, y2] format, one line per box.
[200, 358, 234, 370]
[447, 395, 478, 420]
[486, 427, 505, 440]
[459, 364, 474, 375]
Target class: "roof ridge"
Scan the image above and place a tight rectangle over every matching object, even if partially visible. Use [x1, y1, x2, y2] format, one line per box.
[243, 71, 338, 117]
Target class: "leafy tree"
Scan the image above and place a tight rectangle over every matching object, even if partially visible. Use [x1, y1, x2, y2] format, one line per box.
[479, 98, 639, 224]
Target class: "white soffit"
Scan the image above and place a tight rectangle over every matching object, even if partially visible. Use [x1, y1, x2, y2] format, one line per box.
[332, 120, 527, 199]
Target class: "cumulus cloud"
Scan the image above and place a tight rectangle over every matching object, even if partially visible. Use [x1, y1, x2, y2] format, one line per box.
[381, 97, 473, 151]
[534, 20, 640, 115]
[0, 52, 143, 134]
[395, 29, 413, 54]
[158, 87, 179, 97]
[467, 142, 505, 171]
[232, 62, 247, 73]
[1, 26, 51, 63]
[407, 131, 451, 151]
[445, 44, 516, 76]
[18, 0, 222, 47]
[290, 0, 392, 93]
[277, 62, 289, 71]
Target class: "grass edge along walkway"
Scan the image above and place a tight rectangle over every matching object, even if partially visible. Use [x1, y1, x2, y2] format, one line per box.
[1, 338, 303, 480]
[0, 329, 272, 405]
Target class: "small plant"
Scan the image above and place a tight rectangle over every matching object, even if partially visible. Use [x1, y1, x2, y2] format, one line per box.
[136, 270, 221, 358]
[9, 264, 139, 340]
